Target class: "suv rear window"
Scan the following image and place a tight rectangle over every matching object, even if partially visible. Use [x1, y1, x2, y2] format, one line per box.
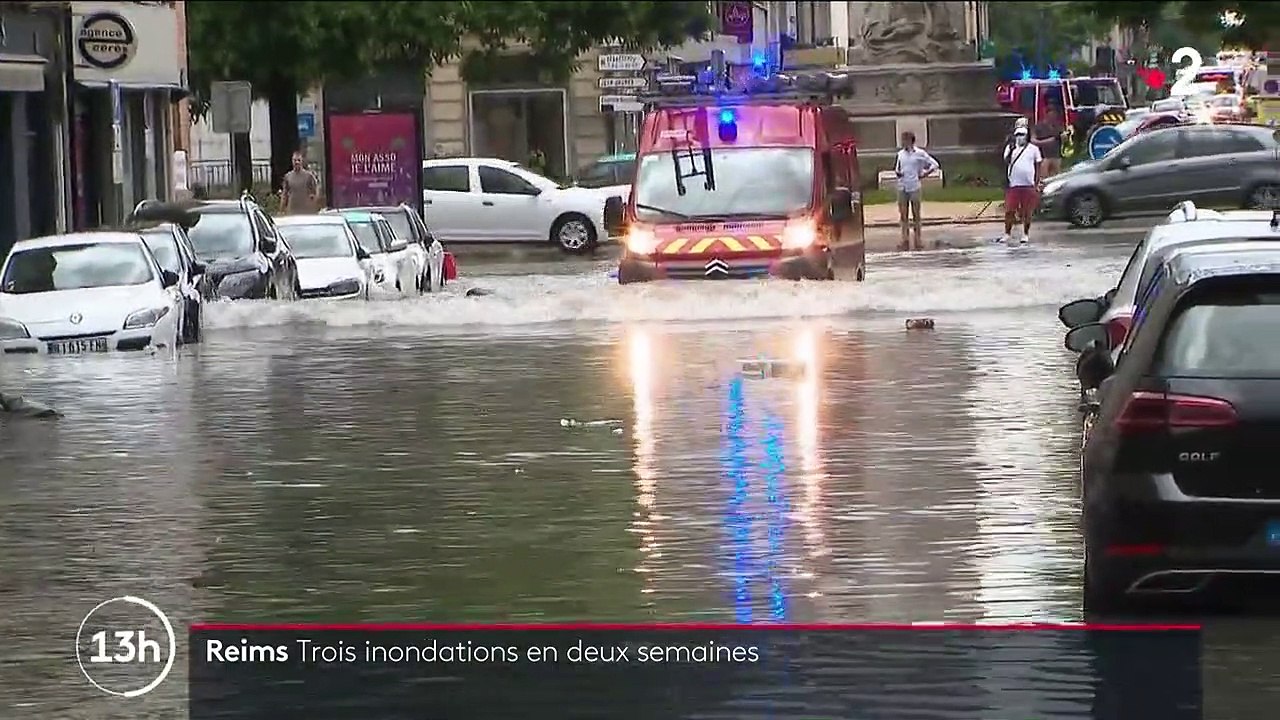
[1158, 283, 1280, 377]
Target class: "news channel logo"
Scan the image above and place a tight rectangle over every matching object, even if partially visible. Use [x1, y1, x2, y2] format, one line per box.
[75, 596, 176, 697]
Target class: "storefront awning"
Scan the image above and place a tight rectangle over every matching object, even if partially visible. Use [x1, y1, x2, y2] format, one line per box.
[0, 54, 46, 93]
[75, 79, 190, 99]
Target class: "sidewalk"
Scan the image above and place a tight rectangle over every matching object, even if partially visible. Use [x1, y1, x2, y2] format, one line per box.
[864, 200, 1004, 228]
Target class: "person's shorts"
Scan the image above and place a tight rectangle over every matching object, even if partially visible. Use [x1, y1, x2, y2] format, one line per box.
[897, 188, 921, 205]
[1005, 186, 1039, 214]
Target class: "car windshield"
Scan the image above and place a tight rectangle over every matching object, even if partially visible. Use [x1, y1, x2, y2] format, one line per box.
[1, 242, 154, 294]
[379, 212, 412, 242]
[1158, 287, 1280, 377]
[277, 224, 354, 259]
[1210, 95, 1240, 108]
[1070, 80, 1124, 107]
[632, 147, 815, 221]
[1151, 99, 1182, 113]
[188, 212, 254, 260]
[141, 231, 181, 274]
[347, 222, 385, 254]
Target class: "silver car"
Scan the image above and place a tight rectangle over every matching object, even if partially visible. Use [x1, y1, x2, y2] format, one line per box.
[1040, 124, 1280, 227]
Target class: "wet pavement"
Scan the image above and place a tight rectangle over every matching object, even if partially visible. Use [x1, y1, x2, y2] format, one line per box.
[3, 221, 1280, 717]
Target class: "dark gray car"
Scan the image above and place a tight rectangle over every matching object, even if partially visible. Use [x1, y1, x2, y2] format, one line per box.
[1040, 124, 1280, 227]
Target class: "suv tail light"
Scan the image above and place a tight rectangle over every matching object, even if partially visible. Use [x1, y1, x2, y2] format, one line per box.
[1105, 314, 1132, 348]
[1115, 391, 1238, 433]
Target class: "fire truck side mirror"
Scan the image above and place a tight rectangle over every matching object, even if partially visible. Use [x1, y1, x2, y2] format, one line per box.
[828, 188, 854, 221]
[604, 196, 625, 235]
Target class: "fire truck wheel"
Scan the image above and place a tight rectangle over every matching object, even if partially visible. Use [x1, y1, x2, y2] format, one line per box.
[552, 214, 598, 255]
[1066, 191, 1105, 228]
[1246, 184, 1280, 210]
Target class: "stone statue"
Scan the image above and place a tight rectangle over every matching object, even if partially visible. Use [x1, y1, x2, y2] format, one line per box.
[851, 1, 969, 65]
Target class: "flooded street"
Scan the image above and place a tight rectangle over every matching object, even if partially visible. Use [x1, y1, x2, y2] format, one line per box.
[4, 228, 1280, 716]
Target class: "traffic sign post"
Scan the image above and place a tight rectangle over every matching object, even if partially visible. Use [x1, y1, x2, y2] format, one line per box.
[598, 53, 646, 73]
[1088, 125, 1124, 160]
[598, 76, 648, 91]
[599, 95, 645, 112]
[597, 52, 649, 153]
[210, 81, 253, 191]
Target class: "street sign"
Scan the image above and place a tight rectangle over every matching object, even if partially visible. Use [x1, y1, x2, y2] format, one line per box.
[598, 54, 645, 72]
[600, 95, 644, 112]
[656, 74, 698, 85]
[297, 112, 315, 139]
[210, 80, 252, 134]
[598, 76, 648, 90]
[1088, 125, 1124, 160]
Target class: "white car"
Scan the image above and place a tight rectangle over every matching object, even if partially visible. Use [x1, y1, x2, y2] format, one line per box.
[334, 211, 422, 295]
[1059, 201, 1280, 362]
[332, 204, 446, 292]
[0, 232, 184, 355]
[274, 215, 371, 300]
[421, 157, 621, 254]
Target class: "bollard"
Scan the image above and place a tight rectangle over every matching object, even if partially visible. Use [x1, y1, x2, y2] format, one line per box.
[905, 318, 935, 330]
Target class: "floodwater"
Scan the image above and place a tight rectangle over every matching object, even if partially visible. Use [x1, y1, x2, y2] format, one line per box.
[2, 230, 1279, 717]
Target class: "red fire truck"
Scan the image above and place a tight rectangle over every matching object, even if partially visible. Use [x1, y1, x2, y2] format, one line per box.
[613, 54, 865, 284]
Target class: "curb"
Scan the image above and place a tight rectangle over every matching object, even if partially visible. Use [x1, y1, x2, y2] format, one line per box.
[866, 216, 1002, 229]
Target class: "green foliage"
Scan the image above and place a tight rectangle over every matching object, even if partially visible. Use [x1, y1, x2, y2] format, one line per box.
[186, 1, 715, 105]
[1074, 1, 1272, 49]
[987, 2, 1114, 64]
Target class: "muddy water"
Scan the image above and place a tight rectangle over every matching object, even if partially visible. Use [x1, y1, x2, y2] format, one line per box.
[2, 235, 1278, 717]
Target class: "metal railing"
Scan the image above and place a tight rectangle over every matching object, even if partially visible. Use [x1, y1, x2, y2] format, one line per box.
[189, 160, 272, 190]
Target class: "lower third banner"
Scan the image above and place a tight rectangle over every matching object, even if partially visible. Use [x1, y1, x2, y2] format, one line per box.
[188, 623, 1201, 719]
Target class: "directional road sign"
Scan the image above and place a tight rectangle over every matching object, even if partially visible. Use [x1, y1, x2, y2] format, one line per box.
[210, 80, 253, 135]
[598, 54, 646, 72]
[1088, 125, 1124, 160]
[598, 76, 648, 90]
[600, 95, 644, 112]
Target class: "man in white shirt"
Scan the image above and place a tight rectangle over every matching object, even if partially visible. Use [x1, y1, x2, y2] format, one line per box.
[894, 131, 940, 251]
[1002, 126, 1043, 244]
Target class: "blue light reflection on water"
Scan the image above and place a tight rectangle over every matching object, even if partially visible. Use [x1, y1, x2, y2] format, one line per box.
[722, 374, 790, 623]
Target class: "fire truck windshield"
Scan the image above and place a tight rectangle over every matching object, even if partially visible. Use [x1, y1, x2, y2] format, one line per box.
[633, 147, 815, 221]
[1068, 80, 1125, 107]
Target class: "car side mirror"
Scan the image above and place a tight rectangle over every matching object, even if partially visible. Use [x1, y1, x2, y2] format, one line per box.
[604, 196, 625, 235]
[161, 270, 180, 288]
[1064, 322, 1110, 353]
[1075, 344, 1116, 390]
[260, 237, 277, 254]
[828, 187, 854, 222]
[355, 247, 371, 261]
[1058, 297, 1105, 329]
[1117, 156, 1132, 170]
[1103, 287, 1117, 305]
[525, 185, 543, 196]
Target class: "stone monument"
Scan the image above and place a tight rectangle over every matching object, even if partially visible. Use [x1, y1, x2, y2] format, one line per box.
[832, 1, 1016, 181]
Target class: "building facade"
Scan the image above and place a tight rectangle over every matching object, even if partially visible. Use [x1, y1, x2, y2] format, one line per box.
[69, 0, 187, 229]
[0, 2, 74, 256]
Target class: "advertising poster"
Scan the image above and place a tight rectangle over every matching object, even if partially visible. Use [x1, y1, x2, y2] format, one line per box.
[326, 112, 420, 209]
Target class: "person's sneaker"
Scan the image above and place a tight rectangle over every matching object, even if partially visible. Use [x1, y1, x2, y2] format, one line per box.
[1019, 233, 1030, 245]
[999, 234, 1012, 244]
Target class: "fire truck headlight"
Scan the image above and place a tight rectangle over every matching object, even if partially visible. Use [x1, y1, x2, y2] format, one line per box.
[782, 221, 817, 249]
[626, 228, 658, 254]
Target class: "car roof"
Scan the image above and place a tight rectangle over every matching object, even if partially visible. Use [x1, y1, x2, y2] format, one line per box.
[193, 201, 249, 214]
[1147, 215, 1280, 250]
[274, 214, 347, 226]
[10, 231, 146, 252]
[343, 205, 405, 214]
[336, 211, 383, 223]
[597, 153, 636, 163]
[1167, 246, 1280, 285]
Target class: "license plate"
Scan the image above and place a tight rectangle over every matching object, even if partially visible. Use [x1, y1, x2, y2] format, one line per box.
[1266, 520, 1280, 547]
[47, 337, 109, 355]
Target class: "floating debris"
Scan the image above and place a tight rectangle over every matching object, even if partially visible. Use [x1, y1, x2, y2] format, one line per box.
[465, 287, 494, 297]
[738, 358, 806, 379]
[905, 318, 935, 330]
[0, 393, 60, 419]
[560, 418, 624, 429]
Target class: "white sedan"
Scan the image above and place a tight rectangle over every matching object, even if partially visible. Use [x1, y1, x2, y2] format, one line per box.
[274, 215, 371, 300]
[0, 232, 184, 355]
[422, 157, 622, 254]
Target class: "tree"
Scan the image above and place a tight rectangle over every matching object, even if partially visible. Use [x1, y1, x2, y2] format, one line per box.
[187, 2, 713, 193]
[987, 1, 1114, 73]
[1074, 1, 1278, 48]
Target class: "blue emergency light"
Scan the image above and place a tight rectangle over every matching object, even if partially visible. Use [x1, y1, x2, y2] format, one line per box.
[717, 108, 738, 142]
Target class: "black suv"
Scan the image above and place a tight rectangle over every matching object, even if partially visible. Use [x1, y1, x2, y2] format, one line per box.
[1069, 242, 1280, 613]
[184, 194, 300, 300]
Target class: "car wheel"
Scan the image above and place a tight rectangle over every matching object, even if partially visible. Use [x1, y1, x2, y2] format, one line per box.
[1246, 183, 1280, 210]
[552, 214, 597, 255]
[1067, 191, 1105, 228]
[266, 282, 277, 300]
[617, 264, 646, 285]
[292, 278, 302, 301]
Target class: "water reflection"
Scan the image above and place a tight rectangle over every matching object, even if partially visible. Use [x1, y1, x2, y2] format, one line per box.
[626, 328, 660, 602]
